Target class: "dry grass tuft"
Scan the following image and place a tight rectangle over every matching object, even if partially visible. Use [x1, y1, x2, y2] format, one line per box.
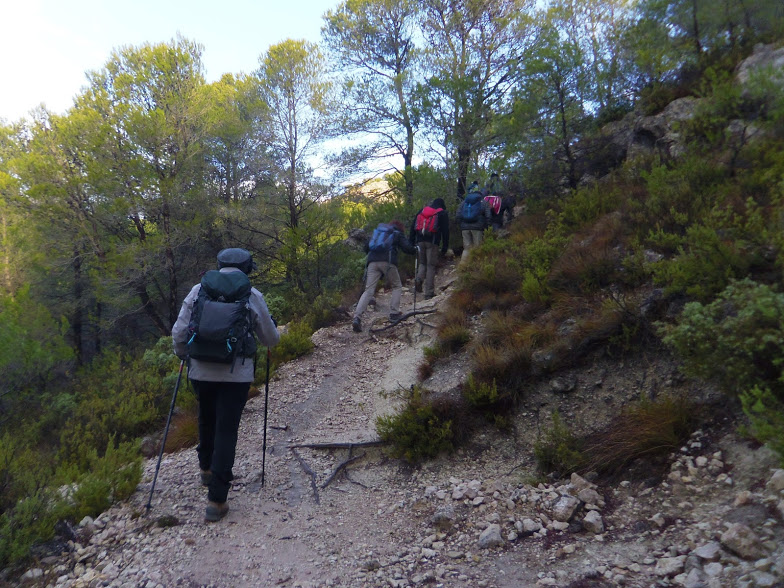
[582, 394, 696, 475]
[548, 213, 625, 294]
[163, 409, 199, 453]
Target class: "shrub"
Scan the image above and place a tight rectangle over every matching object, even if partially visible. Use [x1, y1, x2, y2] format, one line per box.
[461, 375, 511, 413]
[652, 224, 749, 302]
[67, 439, 142, 521]
[533, 411, 585, 476]
[659, 278, 784, 397]
[267, 320, 315, 379]
[582, 395, 696, 474]
[0, 490, 61, 569]
[376, 388, 457, 463]
[740, 386, 784, 465]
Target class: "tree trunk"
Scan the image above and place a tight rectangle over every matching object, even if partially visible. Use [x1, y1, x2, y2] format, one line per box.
[72, 246, 84, 366]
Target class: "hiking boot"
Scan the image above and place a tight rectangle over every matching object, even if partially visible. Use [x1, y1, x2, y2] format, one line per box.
[205, 501, 229, 522]
[200, 469, 212, 486]
[414, 278, 423, 293]
[389, 312, 402, 322]
[424, 293, 435, 300]
[352, 317, 362, 332]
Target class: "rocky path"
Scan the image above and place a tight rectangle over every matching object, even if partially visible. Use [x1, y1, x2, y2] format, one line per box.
[15, 263, 784, 588]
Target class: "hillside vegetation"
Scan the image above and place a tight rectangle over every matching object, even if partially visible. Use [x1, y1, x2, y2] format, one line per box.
[1, 0, 783, 573]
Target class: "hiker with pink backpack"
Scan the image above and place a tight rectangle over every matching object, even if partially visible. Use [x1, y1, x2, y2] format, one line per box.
[409, 198, 450, 300]
[485, 172, 514, 230]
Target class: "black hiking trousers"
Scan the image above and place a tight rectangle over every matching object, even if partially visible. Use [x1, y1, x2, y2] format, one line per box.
[192, 380, 250, 504]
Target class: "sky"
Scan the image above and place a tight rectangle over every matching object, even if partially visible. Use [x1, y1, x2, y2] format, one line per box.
[0, 0, 340, 123]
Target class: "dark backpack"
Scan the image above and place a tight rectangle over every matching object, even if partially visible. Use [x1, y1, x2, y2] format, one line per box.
[462, 192, 483, 223]
[414, 206, 443, 236]
[187, 270, 257, 365]
[368, 223, 397, 253]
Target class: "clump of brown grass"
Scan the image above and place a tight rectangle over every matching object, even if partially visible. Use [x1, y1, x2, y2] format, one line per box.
[472, 342, 533, 390]
[164, 409, 199, 453]
[548, 213, 625, 294]
[582, 394, 696, 475]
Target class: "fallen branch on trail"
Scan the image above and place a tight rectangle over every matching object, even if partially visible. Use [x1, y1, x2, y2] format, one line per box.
[370, 309, 437, 332]
[289, 440, 384, 450]
[321, 452, 364, 489]
[291, 448, 320, 505]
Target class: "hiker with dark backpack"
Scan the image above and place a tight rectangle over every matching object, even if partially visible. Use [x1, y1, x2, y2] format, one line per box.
[456, 189, 490, 264]
[352, 220, 416, 332]
[172, 248, 280, 523]
[409, 198, 449, 300]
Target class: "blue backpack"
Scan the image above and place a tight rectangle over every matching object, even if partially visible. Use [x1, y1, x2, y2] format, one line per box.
[462, 192, 483, 222]
[368, 223, 396, 253]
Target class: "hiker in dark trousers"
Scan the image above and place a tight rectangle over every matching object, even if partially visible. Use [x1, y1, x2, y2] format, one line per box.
[410, 198, 449, 300]
[172, 248, 280, 523]
[456, 190, 491, 265]
[353, 220, 416, 332]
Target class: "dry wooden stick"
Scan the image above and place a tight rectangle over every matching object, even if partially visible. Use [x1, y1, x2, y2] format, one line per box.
[370, 309, 437, 332]
[289, 440, 384, 450]
[291, 447, 320, 504]
[321, 452, 364, 489]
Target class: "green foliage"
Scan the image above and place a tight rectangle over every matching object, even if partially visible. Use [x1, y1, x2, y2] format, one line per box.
[741, 386, 784, 465]
[376, 388, 455, 463]
[462, 375, 501, 409]
[660, 278, 784, 397]
[57, 346, 176, 470]
[268, 321, 315, 377]
[0, 490, 61, 569]
[67, 439, 142, 521]
[0, 286, 74, 412]
[534, 411, 584, 476]
[652, 224, 750, 301]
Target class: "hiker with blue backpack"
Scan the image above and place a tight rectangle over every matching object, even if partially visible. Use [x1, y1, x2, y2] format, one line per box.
[409, 197, 449, 300]
[172, 248, 280, 523]
[352, 220, 416, 332]
[456, 188, 491, 264]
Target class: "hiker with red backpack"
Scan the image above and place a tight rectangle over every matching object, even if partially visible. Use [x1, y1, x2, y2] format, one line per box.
[352, 220, 417, 332]
[456, 187, 491, 264]
[409, 197, 449, 300]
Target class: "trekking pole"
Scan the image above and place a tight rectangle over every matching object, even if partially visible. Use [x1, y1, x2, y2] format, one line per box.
[261, 347, 271, 487]
[146, 358, 185, 511]
[413, 246, 419, 312]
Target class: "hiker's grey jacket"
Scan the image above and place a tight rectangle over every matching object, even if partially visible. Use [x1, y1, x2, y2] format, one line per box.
[172, 267, 280, 382]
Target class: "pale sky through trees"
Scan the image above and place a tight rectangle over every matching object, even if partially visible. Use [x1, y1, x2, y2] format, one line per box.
[0, 0, 338, 122]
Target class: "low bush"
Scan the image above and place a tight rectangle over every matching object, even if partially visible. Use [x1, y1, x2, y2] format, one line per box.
[533, 411, 585, 476]
[659, 278, 784, 397]
[376, 388, 459, 463]
[740, 386, 784, 465]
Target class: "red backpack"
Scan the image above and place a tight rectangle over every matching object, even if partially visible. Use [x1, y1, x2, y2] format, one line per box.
[414, 206, 443, 235]
[484, 195, 502, 215]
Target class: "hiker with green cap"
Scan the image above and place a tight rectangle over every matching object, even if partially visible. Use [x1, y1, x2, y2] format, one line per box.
[172, 248, 280, 522]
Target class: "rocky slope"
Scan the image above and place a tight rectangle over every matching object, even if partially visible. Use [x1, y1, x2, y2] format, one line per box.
[10, 261, 784, 588]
